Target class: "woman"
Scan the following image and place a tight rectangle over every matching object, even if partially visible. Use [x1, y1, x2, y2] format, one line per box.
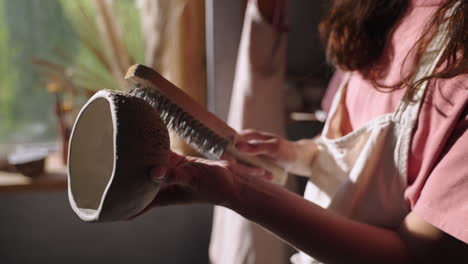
[145, 0, 468, 263]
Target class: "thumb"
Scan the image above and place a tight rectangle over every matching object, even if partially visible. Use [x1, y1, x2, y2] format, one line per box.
[152, 164, 198, 187]
[150, 166, 168, 183]
[236, 138, 280, 155]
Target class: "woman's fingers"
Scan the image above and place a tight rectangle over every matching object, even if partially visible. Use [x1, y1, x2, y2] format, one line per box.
[238, 129, 277, 141]
[229, 161, 273, 181]
[150, 166, 168, 183]
[236, 129, 283, 157]
[150, 151, 203, 185]
[236, 138, 280, 155]
[145, 152, 274, 213]
[150, 166, 195, 187]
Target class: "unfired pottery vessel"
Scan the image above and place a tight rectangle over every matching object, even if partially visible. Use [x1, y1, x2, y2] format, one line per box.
[68, 90, 169, 222]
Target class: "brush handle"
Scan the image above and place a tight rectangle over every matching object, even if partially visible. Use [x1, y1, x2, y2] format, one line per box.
[126, 64, 238, 140]
[125, 64, 287, 185]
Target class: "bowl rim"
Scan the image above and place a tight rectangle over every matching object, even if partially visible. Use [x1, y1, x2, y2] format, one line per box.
[67, 90, 118, 222]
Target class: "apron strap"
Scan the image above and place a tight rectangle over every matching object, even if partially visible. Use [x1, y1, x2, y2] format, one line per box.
[321, 72, 352, 137]
[392, 1, 460, 126]
[392, 1, 460, 181]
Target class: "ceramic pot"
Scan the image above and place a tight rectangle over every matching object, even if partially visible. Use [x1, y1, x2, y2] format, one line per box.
[68, 90, 169, 222]
[8, 147, 48, 177]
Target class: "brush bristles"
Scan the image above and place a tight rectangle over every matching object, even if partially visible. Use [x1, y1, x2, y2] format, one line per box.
[129, 85, 229, 159]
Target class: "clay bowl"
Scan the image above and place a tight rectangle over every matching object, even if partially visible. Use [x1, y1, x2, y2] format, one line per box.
[68, 90, 169, 222]
[8, 147, 48, 177]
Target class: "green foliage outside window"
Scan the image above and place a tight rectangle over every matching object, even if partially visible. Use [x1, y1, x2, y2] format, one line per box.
[0, 0, 144, 155]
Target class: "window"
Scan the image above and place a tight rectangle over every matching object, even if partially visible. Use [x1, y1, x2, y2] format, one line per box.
[0, 0, 143, 156]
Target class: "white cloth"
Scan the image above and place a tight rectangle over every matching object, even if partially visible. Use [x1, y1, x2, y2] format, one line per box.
[291, 4, 455, 263]
[209, 0, 288, 263]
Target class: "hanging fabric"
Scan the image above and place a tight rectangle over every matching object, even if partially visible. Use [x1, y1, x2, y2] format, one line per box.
[209, 0, 289, 263]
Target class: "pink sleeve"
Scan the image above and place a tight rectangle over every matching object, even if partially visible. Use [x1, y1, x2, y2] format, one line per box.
[412, 108, 468, 243]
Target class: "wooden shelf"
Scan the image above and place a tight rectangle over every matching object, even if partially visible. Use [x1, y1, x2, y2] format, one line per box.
[0, 153, 67, 192]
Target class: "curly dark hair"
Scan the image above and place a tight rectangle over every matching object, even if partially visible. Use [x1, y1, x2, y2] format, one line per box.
[320, 0, 468, 99]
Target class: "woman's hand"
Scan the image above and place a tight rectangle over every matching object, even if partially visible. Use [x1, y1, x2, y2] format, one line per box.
[234, 129, 318, 177]
[136, 151, 272, 215]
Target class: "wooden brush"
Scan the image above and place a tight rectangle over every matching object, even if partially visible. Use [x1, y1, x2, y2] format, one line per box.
[125, 64, 287, 185]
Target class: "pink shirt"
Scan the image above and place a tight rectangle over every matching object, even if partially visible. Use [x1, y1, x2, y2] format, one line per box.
[326, 0, 468, 243]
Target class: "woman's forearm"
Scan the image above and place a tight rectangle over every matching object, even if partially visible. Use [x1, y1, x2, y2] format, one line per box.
[229, 175, 412, 264]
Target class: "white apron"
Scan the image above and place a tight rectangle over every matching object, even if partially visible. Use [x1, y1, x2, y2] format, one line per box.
[291, 5, 455, 263]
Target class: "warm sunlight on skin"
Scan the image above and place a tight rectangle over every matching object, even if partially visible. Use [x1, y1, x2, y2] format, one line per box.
[235, 129, 318, 177]
[142, 129, 468, 264]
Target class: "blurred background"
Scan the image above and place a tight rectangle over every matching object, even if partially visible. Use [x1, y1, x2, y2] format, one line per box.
[0, 0, 329, 263]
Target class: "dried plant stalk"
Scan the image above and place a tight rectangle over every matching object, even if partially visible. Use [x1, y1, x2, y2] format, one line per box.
[93, 0, 133, 87]
[137, 0, 188, 71]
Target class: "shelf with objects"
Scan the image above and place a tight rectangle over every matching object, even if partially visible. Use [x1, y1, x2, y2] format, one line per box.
[0, 1, 183, 192]
[0, 149, 67, 192]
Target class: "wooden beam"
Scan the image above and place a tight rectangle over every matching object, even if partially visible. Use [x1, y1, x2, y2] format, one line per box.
[162, 0, 207, 156]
